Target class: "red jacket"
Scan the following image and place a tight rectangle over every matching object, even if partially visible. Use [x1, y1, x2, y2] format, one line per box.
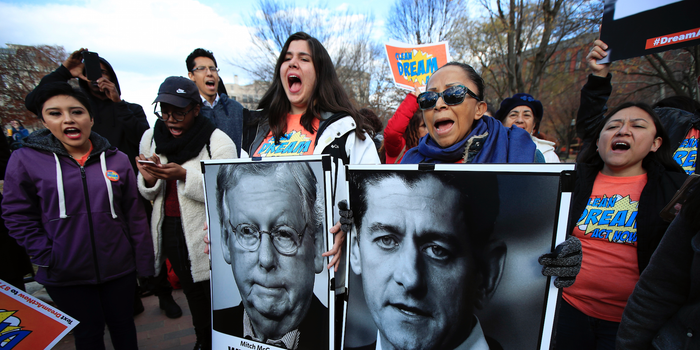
[384, 93, 419, 164]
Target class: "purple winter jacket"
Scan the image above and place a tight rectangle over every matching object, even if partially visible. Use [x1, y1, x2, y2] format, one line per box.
[2, 129, 154, 286]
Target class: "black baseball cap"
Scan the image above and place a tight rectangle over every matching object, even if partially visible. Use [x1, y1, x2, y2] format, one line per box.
[153, 76, 201, 108]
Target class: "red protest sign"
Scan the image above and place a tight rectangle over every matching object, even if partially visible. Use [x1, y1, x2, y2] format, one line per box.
[0, 280, 78, 349]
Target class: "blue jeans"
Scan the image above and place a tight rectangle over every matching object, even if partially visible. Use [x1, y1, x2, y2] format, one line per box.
[554, 300, 620, 350]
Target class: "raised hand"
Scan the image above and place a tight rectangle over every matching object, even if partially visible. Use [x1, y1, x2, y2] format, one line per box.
[63, 48, 88, 81]
[586, 39, 611, 78]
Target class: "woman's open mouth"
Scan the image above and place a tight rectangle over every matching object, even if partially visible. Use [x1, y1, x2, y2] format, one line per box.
[434, 119, 455, 135]
[611, 141, 631, 151]
[288, 75, 302, 93]
[63, 127, 82, 140]
[169, 126, 184, 137]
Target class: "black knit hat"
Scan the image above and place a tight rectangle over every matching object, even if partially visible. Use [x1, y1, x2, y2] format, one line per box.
[153, 76, 201, 108]
[25, 82, 92, 119]
[495, 93, 543, 124]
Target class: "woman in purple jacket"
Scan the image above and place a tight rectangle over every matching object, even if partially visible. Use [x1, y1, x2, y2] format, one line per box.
[2, 82, 154, 350]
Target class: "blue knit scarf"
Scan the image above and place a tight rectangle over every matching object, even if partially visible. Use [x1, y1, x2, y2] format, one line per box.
[401, 115, 536, 164]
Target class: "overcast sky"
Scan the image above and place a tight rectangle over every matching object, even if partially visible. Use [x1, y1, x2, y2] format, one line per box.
[0, 0, 392, 125]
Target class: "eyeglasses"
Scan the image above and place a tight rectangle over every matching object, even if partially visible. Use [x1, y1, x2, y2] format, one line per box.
[231, 222, 307, 255]
[154, 104, 195, 122]
[191, 66, 219, 74]
[417, 85, 481, 110]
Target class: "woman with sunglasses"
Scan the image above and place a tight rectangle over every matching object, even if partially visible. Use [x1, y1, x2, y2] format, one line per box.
[401, 62, 540, 164]
[136, 76, 237, 350]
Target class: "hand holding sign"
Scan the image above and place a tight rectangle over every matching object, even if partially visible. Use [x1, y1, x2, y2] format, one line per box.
[588, 40, 611, 77]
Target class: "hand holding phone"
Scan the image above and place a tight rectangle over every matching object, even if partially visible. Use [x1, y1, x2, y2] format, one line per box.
[82, 51, 102, 82]
[63, 49, 89, 79]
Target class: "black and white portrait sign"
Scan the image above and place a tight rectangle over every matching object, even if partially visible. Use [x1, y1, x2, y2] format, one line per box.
[203, 156, 334, 350]
[343, 164, 575, 350]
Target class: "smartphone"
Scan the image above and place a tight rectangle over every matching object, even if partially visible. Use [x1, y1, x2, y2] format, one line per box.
[137, 160, 157, 165]
[82, 51, 102, 82]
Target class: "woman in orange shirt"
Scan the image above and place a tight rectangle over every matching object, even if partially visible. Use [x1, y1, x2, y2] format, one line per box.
[556, 102, 686, 349]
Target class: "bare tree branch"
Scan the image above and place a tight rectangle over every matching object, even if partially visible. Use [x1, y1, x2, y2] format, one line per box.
[0, 44, 67, 130]
[231, 0, 378, 108]
[457, 0, 601, 97]
[385, 0, 466, 45]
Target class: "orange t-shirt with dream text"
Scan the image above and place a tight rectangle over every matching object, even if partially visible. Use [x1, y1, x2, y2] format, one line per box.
[254, 113, 320, 157]
[563, 172, 646, 322]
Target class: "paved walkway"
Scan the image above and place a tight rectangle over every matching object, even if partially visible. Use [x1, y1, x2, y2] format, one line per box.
[52, 289, 196, 350]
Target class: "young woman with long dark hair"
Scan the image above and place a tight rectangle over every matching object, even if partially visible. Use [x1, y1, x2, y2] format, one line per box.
[555, 102, 687, 349]
[242, 31, 379, 270]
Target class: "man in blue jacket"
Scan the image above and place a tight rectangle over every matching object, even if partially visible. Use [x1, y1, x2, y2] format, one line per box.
[187, 48, 245, 156]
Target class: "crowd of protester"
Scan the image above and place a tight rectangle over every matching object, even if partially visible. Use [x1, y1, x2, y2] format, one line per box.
[0, 30, 698, 350]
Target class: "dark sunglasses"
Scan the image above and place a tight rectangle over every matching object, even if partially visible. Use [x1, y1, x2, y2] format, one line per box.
[417, 85, 481, 110]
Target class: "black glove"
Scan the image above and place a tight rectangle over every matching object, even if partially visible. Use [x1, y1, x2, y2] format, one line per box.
[538, 236, 582, 288]
[338, 200, 353, 234]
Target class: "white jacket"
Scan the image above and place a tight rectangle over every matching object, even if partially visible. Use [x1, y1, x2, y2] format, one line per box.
[137, 128, 237, 282]
[313, 115, 380, 165]
[532, 136, 560, 163]
[246, 112, 380, 165]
